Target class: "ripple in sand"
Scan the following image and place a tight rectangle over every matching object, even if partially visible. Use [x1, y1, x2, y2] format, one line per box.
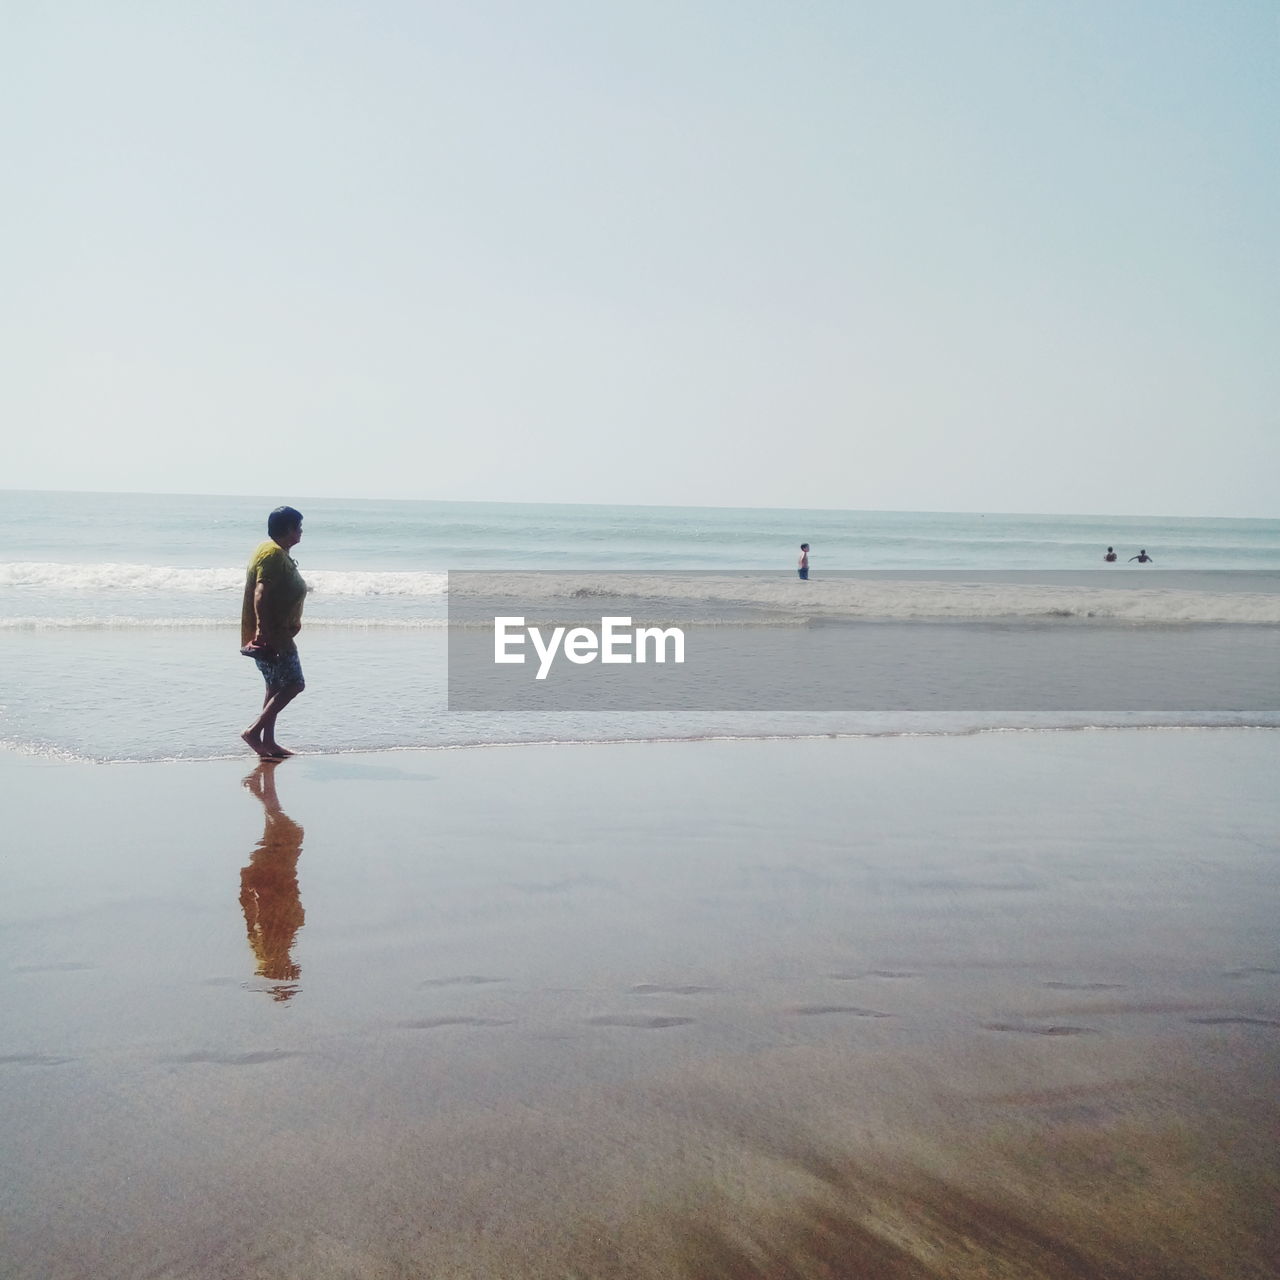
[1187, 1015, 1280, 1028]
[1223, 966, 1280, 978]
[400, 1016, 514, 1029]
[418, 975, 508, 988]
[982, 1022, 1097, 1037]
[586, 1015, 695, 1029]
[828, 970, 917, 980]
[790, 1005, 892, 1018]
[630, 983, 716, 995]
[1041, 1001, 1203, 1017]
[902, 878, 1045, 893]
[1042, 981, 1127, 991]
[12, 962, 96, 973]
[169, 1050, 307, 1065]
[0, 1053, 76, 1066]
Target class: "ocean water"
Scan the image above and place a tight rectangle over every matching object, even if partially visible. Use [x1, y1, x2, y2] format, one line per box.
[1, 490, 1277, 761]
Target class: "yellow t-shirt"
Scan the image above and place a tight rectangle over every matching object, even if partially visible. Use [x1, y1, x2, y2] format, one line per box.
[241, 541, 307, 652]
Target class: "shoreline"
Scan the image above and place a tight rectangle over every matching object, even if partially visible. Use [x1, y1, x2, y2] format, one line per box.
[4, 718, 1279, 767]
[3, 729, 1277, 1277]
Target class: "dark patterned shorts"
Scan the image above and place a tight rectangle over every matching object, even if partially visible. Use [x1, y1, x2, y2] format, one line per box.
[254, 649, 305, 689]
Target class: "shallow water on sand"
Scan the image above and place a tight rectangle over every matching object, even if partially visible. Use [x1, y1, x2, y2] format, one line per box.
[1, 729, 1277, 1278]
[3, 614, 1277, 762]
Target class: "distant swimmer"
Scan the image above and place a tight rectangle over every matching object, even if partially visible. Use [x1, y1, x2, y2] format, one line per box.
[798, 543, 810, 581]
[1103, 546, 1118, 562]
[1129, 549, 1155, 563]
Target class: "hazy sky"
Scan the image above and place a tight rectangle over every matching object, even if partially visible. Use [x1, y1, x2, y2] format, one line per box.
[4, 1, 1276, 516]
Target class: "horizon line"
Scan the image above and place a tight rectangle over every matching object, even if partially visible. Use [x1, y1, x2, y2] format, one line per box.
[1, 486, 1274, 524]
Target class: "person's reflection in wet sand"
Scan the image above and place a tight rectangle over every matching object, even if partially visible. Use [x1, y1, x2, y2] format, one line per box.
[240, 761, 305, 1001]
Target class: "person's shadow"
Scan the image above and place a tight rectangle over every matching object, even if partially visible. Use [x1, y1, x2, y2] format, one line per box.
[240, 761, 305, 1001]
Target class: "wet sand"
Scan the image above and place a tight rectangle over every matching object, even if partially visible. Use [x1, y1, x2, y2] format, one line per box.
[2, 729, 1278, 1278]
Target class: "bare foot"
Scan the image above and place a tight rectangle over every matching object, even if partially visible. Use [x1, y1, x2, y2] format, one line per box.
[262, 741, 294, 757]
[241, 729, 282, 759]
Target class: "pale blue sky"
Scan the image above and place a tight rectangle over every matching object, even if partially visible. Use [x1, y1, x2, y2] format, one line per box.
[3, 1, 1276, 515]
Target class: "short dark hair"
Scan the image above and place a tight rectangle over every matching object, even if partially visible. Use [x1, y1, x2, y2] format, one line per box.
[800, 543, 809, 550]
[267, 506, 304, 538]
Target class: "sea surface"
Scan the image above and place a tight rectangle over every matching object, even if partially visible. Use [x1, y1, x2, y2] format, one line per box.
[1, 490, 1277, 761]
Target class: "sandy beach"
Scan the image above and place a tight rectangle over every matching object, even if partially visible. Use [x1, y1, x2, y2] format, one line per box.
[2, 728, 1278, 1278]
[9, 0, 1278, 1270]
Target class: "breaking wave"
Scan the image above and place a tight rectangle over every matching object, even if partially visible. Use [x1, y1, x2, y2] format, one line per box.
[0, 562, 449, 597]
[4, 563, 1279, 624]
[449, 571, 1280, 625]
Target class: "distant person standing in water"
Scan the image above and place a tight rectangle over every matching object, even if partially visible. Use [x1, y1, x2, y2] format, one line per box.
[1103, 547, 1118, 562]
[1129, 549, 1155, 564]
[798, 543, 810, 580]
[241, 506, 307, 758]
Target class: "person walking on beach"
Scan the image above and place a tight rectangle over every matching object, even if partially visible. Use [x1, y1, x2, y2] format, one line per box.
[1103, 547, 1118, 562]
[798, 543, 810, 580]
[241, 506, 307, 758]
[1129, 549, 1155, 563]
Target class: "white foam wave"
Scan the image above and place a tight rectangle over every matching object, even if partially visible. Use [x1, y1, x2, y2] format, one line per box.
[452, 572, 1280, 624]
[4, 563, 1278, 624]
[0, 616, 450, 630]
[0, 562, 449, 597]
[0, 614, 804, 631]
